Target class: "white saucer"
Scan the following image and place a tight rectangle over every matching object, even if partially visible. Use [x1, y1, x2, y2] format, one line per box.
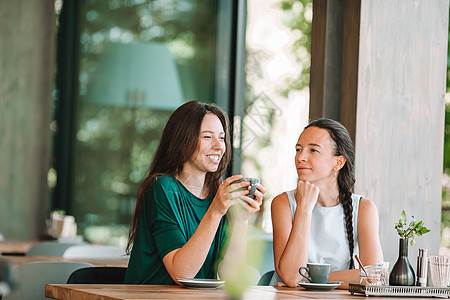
[298, 281, 342, 291]
[177, 278, 225, 289]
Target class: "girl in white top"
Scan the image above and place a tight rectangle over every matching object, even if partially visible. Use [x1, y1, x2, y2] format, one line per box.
[271, 118, 383, 289]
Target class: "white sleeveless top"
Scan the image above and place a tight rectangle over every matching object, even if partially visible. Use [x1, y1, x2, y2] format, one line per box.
[269, 191, 361, 285]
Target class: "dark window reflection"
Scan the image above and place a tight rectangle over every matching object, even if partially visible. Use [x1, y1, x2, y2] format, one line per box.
[72, 0, 217, 246]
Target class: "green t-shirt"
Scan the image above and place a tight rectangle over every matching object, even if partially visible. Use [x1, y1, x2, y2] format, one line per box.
[124, 175, 227, 284]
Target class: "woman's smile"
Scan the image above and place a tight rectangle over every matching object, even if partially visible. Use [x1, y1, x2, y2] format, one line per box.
[206, 154, 221, 163]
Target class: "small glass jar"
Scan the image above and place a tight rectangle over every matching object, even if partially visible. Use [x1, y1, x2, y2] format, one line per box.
[359, 262, 389, 286]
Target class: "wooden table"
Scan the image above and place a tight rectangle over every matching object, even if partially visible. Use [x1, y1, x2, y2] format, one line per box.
[0, 240, 38, 255]
[45, 284, 424, 299]
[4, 255, 129, 268]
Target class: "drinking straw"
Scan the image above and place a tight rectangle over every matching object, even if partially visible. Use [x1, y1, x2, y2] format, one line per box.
[355, 255, 372, 284]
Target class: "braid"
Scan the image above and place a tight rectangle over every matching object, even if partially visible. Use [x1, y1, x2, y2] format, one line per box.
[340, 191, 355, 269]
[336, 143, 356, 270]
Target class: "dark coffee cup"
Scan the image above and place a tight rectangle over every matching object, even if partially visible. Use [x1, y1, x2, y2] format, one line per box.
[232, 177, 261, 198]
[299, 263, 331, 283]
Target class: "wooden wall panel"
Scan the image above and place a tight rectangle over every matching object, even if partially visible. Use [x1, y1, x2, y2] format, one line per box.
[354, 0, 448, 263]
[310, 0, 346, 123]
[339, 0, 361, 143]
[309, 0, 327, 121]
[0, 0, 55, 239]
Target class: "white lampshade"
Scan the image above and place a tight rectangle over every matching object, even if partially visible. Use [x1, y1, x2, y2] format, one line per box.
[84, 42, 184, 110]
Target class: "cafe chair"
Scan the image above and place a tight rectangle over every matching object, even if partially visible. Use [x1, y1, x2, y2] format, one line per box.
[26, 241, 86, 257]
[257, 270, 275, 286]
[0, 258, 17, 299]
[3, 261, 94, 300]
[67, 266, 127, 284]
[62, 245, 126, 258]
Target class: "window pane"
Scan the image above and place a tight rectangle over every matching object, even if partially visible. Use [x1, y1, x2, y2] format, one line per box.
[243, 0, 312, 232]
[72, 0, 218, 247]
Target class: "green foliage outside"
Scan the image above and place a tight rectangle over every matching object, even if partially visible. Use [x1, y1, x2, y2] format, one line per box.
[445, 5, 450, 175]
[444, 104, 450, 174]
[440, 8, 450, 238]
[278, 0, 312, 95]
[441, 101, 450, 230]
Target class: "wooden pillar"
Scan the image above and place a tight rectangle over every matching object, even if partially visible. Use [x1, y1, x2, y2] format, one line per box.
[310, 0, 345, 122]
[309, 0, 327, 120]
[310, 0, 449, 263]
[339, 0, 361, 143]
[0, 0, 55, 239]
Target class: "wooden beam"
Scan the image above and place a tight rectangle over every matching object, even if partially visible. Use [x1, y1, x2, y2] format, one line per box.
[339, 0, 361, 144]
[309, 0, 327, 121]
[310, 0, 345, 122]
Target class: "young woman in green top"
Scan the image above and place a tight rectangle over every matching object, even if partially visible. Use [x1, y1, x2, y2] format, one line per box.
[124, 101, 265, 285]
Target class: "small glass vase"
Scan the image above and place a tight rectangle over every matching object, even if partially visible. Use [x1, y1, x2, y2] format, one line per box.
[389, 238, 415, 286]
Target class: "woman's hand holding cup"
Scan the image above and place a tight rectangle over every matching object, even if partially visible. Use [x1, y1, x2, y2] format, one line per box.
[226, 176, 265, 221]
[211, 175, 244, 217]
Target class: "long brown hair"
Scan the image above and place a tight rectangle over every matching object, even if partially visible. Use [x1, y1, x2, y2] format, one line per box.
[305, 118, 356, 269]
[126, 101, 231, 254]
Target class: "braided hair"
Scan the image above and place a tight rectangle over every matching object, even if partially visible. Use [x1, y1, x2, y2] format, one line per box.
[305, 118, 356, 269]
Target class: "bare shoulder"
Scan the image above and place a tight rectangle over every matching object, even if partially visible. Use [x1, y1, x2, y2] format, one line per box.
[271, 192, 289, 210]
[359, 197, 378, 213]
[356, 197, 383, 260]
[271, 192, 293, 237]
[358, 197, 380, 223]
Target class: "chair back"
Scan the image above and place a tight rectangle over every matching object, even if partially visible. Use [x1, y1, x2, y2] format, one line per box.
[3, 261, 94, 300]
[26, 241, 85, 257]
[0, 258, 17, 298]
[257, 270, 275, 286]
[67, 267, 127, 284]
[62, 245, 126, 258]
